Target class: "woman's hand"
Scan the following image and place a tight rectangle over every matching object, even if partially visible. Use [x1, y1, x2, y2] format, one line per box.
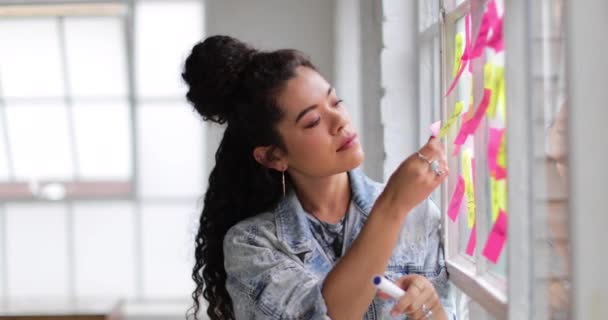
[379, 274, 448, 320]
[381, 137, 448, 215]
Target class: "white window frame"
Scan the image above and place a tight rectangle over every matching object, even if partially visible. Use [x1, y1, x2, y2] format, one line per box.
[436, 0, 508, 317]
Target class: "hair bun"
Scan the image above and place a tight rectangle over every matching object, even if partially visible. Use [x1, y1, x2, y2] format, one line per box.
[182, 35, 257, 124]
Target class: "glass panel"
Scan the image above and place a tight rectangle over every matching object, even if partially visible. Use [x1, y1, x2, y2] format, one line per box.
[5, 203, 69, 297]
[72, 100, 132, 180]
[141, 202, 197, 298]
[449, 16, 476, 259]
[135, 0, 203, 98]
[5, 101, 75, 180]
[0, 18, 65, 98]
[64, 17, 128, 97]
[73, 201, 136, 298]
[137, 102, 204, 198]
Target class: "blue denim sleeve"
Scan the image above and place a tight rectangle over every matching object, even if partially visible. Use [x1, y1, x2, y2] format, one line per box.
[425, 199, 458, 320]
[223, 222, 331, 320]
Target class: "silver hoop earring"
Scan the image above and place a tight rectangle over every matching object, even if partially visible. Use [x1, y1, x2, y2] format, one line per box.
[282, 171, 286, 198]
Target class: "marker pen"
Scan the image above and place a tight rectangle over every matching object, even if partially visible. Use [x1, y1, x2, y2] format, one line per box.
[372, 275, 406, 299]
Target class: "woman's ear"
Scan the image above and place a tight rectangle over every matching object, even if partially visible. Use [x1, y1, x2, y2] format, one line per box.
[253, 146, 287, 171]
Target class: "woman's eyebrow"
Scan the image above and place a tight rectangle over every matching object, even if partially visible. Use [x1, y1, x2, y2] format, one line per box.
[295, 86, 334, 124]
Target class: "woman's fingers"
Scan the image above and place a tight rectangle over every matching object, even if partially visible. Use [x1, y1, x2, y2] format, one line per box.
[389, 276, 441, 319]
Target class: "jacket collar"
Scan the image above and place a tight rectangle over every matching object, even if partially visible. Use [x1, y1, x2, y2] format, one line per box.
[274, 167, 379, 254]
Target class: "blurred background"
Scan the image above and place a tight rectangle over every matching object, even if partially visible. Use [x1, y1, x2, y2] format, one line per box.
[0, 0, 606, 320]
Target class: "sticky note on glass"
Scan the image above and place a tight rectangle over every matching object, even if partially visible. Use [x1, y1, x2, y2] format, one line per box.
[438, 101, 464, 139]
[482, 209, 507, 264]
[466, 223, 476, 256]
[490, 178, 507, 222]
[453, 32, 465, 77]
[487, 127, 505, 177]
[462, 149, 476, 228]
[448, 175, 465, 222]
[495, 133, 507, 179]
[486, 66, 504, 118]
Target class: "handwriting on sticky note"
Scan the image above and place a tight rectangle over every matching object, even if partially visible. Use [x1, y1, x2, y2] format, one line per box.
[466, 223, 476, 256]
[462, 149, 475, 228]
[438, 101, 464, 139]
[448, 176, 465, 222]
[482, 210, 507, 263]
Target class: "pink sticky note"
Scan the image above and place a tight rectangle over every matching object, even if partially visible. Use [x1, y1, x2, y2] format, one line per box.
[485, 0, 504, 52]
[445, 54, 468, 97]
[482, 209, 508, 263]
[430, 120, 441, 137]
[464, 89, 492, 136]
[453, 118, 470, 146]
[452, 89, 491, 151]
[471, 12, 491, 59]
[445, 14, 472, 97]
[466, 223, 476, 256]
[487, 127, 505, 177]
[466, 15, 473, 73]
[487, 17, 504, 52]
[495, 166, 507, 180]
[448, 176, 466, 221]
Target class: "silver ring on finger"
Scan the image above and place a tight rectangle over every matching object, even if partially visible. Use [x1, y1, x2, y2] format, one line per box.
[425, 309, 434, 319]
[422, 304, 429, 313]
[429, 160, 442, 176]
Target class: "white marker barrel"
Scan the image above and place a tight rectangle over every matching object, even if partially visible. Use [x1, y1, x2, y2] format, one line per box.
[372, 275, 406, 299]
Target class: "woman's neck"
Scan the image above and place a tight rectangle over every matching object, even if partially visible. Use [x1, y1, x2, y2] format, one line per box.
[289, 171, 351, 224]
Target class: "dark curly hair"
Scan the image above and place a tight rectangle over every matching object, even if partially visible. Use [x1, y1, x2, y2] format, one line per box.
[181, 35, 316, 320]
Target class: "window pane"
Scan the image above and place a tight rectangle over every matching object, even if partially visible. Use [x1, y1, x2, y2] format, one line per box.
[0, 18, 65, 98]
[141, 202, 197, 298]
[137, 102, 204, 198]
[5, 203, 69, 297]
[5, 101, 75, 180]
[135, 1, 203, 98]
[64, 17, 128, 97]
[73, 201, 136, 298]
[72, 100, 132, 180]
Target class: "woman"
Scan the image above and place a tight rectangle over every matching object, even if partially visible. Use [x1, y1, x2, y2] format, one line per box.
[182, 35, 455, 320]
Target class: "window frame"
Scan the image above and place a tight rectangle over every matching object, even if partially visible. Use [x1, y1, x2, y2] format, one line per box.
[0, 2, 136, 201]
[434, 0, 509, 317]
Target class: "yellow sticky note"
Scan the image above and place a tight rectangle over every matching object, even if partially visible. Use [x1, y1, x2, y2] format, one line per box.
[453, 32, 464, 77]
[465, 79, 475, 121]
[488, 66, 505, 118]
[497, 133, 506, 168]
[438, 101, 464, 138]
[462, 149, 476, 228]
[491, 178, 507, 222]
[497, 71, 506, 120]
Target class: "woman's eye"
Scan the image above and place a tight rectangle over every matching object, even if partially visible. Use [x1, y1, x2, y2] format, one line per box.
[306, 117, 321, 128]
[334, 99, 343, 107]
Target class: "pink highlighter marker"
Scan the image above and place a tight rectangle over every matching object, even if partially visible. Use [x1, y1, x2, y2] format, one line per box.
[372, 275, 406, 300]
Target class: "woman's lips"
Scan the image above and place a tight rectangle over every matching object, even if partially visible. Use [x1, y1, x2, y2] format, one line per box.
[337, 134, 358, 152]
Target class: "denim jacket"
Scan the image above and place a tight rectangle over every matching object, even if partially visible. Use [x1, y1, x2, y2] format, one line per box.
[224, 168, 456, 319]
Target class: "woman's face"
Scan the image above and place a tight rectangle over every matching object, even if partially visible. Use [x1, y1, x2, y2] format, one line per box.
[274, 66, 364, 177]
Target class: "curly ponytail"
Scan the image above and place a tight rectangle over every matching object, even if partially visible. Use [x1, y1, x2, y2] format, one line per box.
[181, 35, 315, 320]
